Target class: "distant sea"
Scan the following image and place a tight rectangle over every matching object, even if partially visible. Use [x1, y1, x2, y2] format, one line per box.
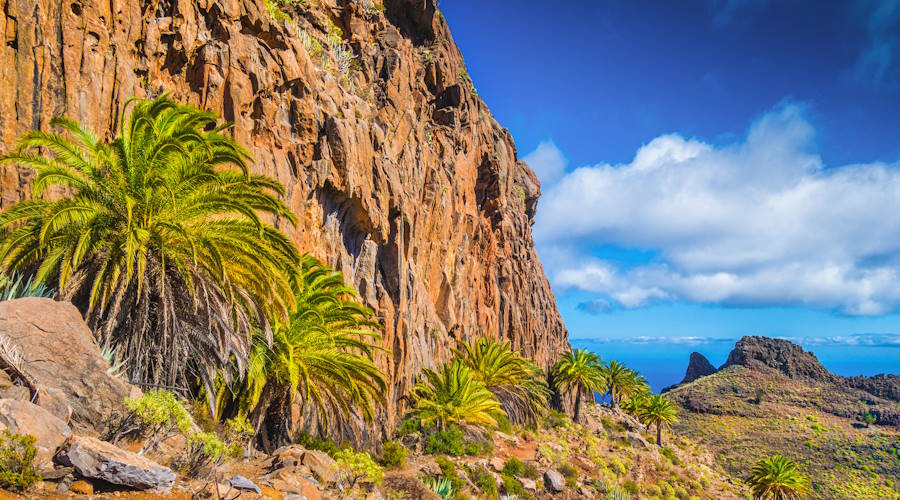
[572, 337, 900, 393]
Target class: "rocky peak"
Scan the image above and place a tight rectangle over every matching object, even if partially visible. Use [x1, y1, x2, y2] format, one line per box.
[680, 352, 717, 384]
[722, 336, 836, 382]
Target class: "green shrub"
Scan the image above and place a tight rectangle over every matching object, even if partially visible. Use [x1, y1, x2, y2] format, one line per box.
[545, 409, 571, 429]
[424, 426, 491, 456]
[334, 449, 384, 487]
[608, 456, 627, 476]
[296, 431, 341, 457]
[662, 446, 681, 465]
[467, 464, 497, 497]
[381, 440, 407, 468]
[559, 462, 578, 487]
[177, 431, 226, 477]
[523, 461, 540, 480]
[622, 479, 640, 495]
[502, 457, 524, 477]
[125, 390, 192, 434]
[224, 415, 254, 457]
[0, 430, 40, 490]
[501, 473, 526, 497]
[434, 457, 465, 494]
[397, 415, 422, 437]
[658, 480, 675, 496]
[108, 390, 192, 454]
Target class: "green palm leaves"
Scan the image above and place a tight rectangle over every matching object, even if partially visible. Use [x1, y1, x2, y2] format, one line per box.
[229, 255, 385, 446]
[453, 337, 550, 425]
[410, 360, 506, 430]
[601, 359, 649, 408]
[748, 455, 810, 500]
[635, 394, 678, 446]
[552, 349, 607, 422]
[0, 95, 299, 393]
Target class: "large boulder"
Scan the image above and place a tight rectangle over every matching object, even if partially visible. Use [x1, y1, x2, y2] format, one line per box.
[0, 298, 139, 435]
[54, 435, 175, 491]
[0, 398, 72, 466]
[544, 468, 565, 492]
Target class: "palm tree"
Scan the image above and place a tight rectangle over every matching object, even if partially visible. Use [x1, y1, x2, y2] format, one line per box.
[551, 349, 606, 423]
[636, 394, 678, 446]
[0, 95, 300, 396]
[410, 360, 506, 430]
[222, 255, 386, 450]
[453, 337, 550, 425]
[601, 360, 648, 407]
[748, 455, 810, 500]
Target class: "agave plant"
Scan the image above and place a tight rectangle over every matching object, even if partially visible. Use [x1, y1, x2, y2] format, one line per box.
[410, 360, 506, 431]
[748, 455, 810, 500]
[606, 486, 631, 500]
[551, 349, 606, 423]
[0, 273, 54, 301]
[423, 475, 454, 500]
[453, 337, 550, 425]
[635, 394, 678, 446]
[222, 255, 385, 449]
[0, 95, 300, 396]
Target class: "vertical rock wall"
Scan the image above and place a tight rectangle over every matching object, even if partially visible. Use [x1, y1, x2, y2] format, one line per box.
[0, 0, 569, 437]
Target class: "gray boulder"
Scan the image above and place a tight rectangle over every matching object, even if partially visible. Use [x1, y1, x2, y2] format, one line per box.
[544, 468, 565, 492]
[54, 435, 175, 491]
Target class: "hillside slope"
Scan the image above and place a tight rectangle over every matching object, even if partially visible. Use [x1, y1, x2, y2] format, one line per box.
[667, 337, 900, 499]
[0, 0, 569, 438]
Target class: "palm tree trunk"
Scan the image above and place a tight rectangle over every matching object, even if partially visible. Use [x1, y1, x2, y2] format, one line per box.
[574, 387, 583, 423]
[657, 421, 662, 446]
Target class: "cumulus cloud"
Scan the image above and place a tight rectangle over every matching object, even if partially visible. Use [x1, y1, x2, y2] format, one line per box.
[523, 140, 568, 185]
[536, 103, 900, 315]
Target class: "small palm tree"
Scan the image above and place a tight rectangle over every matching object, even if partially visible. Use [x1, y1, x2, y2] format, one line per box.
[551, 349, 606, 423]
[601, 360, 648, 407]
[223, 255, 385, 450]
[748, 455, 810, 500]
[453, 337, 550, 425]
[410, 360, 506, 430]
[0, 95, 299, 395]
[636, 394, 678, 446]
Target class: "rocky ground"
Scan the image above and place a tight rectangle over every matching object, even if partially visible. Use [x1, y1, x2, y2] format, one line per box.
[0, 297, 746, 499]
[666, 337, 900, 499]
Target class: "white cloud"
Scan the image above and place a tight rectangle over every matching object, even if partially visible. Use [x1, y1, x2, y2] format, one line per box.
[523, 140, 568, 185]
[536, 103, 900, 316]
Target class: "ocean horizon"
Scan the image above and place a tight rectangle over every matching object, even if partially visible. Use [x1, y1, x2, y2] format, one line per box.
[572, 336, 900, 393]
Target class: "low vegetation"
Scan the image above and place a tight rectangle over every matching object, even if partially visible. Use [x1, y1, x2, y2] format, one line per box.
[0, 430, 40, 490]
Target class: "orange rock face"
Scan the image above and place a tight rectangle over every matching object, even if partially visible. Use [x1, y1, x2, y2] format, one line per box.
[0, 0, 568, 437]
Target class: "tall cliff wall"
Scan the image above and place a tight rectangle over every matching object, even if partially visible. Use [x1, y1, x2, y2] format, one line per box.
[0, 0, 569, 436]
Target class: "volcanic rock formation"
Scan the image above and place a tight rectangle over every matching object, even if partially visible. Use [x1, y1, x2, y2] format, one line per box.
[0, 0, 569, 438]
[680, 352, 717, 384]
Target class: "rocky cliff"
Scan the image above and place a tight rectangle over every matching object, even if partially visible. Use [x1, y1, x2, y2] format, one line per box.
[722, 336, 836, 382]
[680, 352, 717, 384]
[0, 0, 569, 437]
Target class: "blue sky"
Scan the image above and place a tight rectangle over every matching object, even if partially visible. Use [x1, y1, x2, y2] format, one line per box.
[441, 0, 900, 346]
